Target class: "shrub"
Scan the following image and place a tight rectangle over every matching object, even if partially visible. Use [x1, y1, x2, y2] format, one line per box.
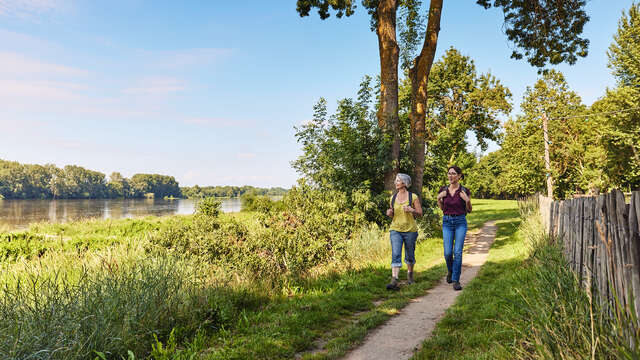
[196, 197, 221, 218]
[150, 181, 369, 284]
[240, 193, 281, 213]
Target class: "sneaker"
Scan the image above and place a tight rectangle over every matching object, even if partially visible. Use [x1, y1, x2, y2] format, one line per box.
[453, 282, 462, 291]
[446, 271, 452, 284]
[386, 277, 400, 290]
[407, 272, 414, 284]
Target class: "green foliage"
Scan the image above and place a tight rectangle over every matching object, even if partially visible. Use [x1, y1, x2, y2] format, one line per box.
[590, 86, 640, 191]
[129, 174, 181, 199]
[240, 193, 282, 213]
[490, 5, 640, 198]
[398, 0, 425, 71]
[0, 159, 182, 199]
[0, 217, 184, 262]
[504, 210, 638, 358]
[420, 48, 512, 191]
[465, 150, 513, 199]
[196, 197, 221, 218]
[293, 76, 385, 195]
[294, 50, 511, 207]
[151, 181, 370, 284]
[476, 0, 589, 70]
[498, 70, 591, 198]
[181, 185, 287, 199]
[592, 2, 640, 190]
[608, 2, 640, 89]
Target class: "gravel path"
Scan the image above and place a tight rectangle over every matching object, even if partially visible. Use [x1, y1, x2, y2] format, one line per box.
[342, 221, 498, 360]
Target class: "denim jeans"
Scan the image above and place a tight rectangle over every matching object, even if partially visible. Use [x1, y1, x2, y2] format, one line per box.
[442, 214, 468, 282]
[389, 230, 418, 267]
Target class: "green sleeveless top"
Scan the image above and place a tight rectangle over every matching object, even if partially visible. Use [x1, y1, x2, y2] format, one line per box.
[389, 192, 418, 233]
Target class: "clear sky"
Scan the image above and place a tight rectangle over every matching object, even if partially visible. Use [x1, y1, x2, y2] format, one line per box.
[0, 1, 633, 187]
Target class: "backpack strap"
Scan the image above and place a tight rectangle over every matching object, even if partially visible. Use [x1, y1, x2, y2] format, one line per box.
[391, 191, 413, 208]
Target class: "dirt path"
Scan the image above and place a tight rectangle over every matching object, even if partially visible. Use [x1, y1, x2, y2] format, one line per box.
[342, 221, 498, 360]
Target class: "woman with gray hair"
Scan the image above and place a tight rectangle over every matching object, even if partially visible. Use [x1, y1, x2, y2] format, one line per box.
[385, 173, 423, 290]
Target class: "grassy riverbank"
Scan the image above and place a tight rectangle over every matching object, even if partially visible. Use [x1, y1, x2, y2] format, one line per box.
[0, 197, 517, 359]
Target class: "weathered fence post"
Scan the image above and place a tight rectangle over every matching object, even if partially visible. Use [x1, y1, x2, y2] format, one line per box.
[626, 191, 640, 329]
[583, 197, 595, 289]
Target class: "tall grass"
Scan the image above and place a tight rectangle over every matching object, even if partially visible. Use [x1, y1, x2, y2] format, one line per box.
[0, 252, 263, 360]
[503, 201, 640, 359]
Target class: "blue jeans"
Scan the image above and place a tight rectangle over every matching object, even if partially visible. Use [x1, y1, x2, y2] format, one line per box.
[442, 215, 467, 282]
[389, 230, 418, 267]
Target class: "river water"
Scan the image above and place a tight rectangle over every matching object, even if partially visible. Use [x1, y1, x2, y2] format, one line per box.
[0, 198, 244, 230]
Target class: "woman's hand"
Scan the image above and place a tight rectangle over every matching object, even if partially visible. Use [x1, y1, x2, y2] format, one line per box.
[402, 205, 413, 213]
[386, 208, 394, 217]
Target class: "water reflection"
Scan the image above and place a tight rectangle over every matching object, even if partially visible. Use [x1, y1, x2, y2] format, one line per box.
[0, 198, 245, 230]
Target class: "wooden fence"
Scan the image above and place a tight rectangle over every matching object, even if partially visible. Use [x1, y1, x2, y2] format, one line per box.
[539, 190, 640, 328]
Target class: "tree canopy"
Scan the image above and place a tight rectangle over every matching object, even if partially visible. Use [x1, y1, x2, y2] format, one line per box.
[297, 0, 590, 196]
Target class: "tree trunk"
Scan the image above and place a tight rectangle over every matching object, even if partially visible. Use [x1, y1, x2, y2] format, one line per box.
[377, 0, 400, 192]
[408, 0, 443, 197]
[542, 112, 554, 198]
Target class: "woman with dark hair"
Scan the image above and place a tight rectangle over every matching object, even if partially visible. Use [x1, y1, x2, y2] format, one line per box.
[385, 173, 423, 290]
[436, 165, 472, 291]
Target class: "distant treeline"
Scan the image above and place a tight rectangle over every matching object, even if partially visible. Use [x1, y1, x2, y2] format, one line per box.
[180, 185, 288, 199]
[0, 159, 180, 199]
[0, 159, 288, 200]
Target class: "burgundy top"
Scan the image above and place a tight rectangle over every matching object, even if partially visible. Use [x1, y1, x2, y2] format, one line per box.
[440, 185, 471, 216]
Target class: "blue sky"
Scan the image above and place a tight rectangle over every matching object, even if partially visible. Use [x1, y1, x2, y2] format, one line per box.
[0, 1, 633, 187]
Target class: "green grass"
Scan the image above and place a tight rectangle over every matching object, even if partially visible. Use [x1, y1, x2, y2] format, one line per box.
[174, 199, 519, 359]
[412, 199, 637, 360]
[0, 199, 519, 359]
[412, 210, 524, 359]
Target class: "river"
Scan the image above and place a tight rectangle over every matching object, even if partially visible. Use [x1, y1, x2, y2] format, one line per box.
[0, 198, 245, 230]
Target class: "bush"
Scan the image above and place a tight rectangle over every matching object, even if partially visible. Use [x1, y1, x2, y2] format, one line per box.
[151, 181, 370, 284]
[240, 193, 281, 213]
[196, 197, 221, 217]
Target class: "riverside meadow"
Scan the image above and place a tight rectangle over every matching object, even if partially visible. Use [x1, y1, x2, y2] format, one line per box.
[2, 1, 639, 359]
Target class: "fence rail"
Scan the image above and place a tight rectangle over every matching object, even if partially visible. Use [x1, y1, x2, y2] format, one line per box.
[539, 190, 640, 329]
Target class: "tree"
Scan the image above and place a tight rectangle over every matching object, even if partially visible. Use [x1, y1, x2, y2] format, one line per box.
[297, 0, 589, 196]
[107, 172, 131, 198]
[607, 3, 640, 89]
[295, 49, 511, 200]
[293, 76, 385, 194]
[465, 150, 510, 199]
[500, 70, 590, 198]
[298, 0, 401, 190]
[591, 2, 640, 190]
[421, 47, 511, 190]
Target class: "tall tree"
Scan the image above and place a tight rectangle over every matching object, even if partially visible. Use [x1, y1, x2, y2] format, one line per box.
[421, 47, 511, 190]
[296, 0, 590, 196]
[293, 76, 384, 194]
[297, 0, 401, 191]
[500, 70, 589, 198]
[592, 2, 640, 190]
